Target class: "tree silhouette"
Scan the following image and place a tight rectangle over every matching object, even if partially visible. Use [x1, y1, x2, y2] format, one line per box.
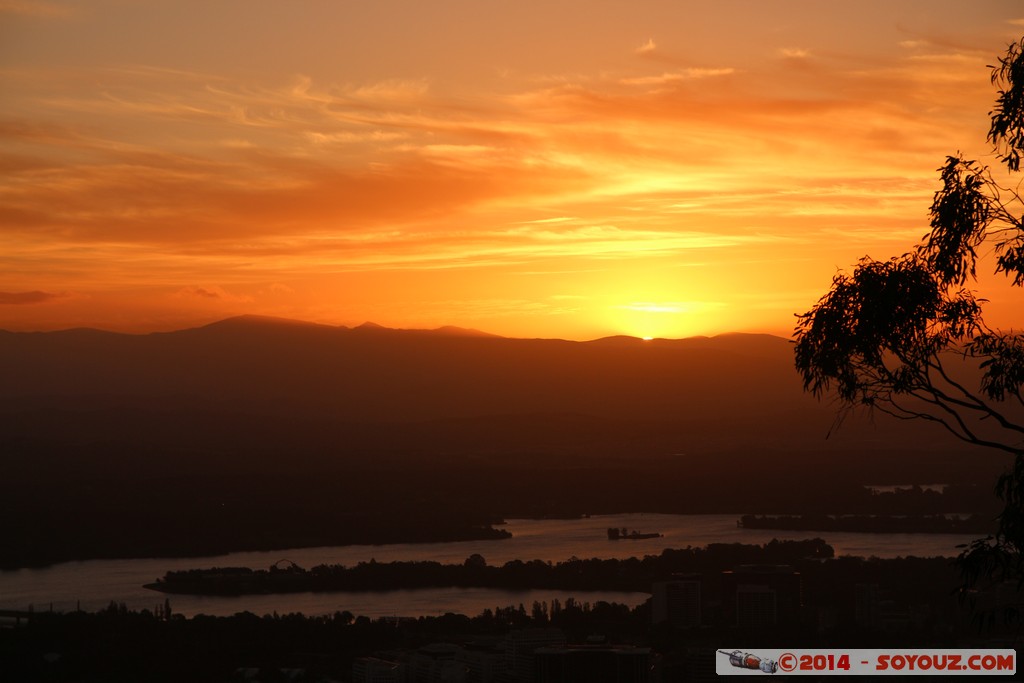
[794, 39, 1024, 596]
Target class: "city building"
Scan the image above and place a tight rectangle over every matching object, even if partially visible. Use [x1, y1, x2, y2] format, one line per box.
[721, 564, 801, 628]
[352, 656, 404, 683]
[503, 628, 566, 680]
[533, 642, 652, 683]
[652, 574, 702, 628]
[409, 643, 465, 683]
[457, 641, 505, 683]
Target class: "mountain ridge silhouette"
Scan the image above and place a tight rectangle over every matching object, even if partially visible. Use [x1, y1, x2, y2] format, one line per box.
[0, 315, 798, 422]
[0, 316, 1006, 567]
[0, 314, 982, 457]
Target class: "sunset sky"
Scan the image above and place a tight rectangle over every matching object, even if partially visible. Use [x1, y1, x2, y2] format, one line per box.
[2, 0, 1023, 340]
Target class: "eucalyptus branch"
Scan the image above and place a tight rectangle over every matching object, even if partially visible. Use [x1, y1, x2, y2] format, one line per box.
[795, 36, 1024, 592]
[880, 396, 988, 450]
[899, 391, 1024, 455]
[929, 354, 1024, 435]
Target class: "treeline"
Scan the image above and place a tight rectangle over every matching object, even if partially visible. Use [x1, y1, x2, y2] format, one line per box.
[148, 539, 837, 595]
[5, 553, 991, 682]
[0, 598, 650, 683]
[738, 513, 995, 534]
[863, 484, 999, 515]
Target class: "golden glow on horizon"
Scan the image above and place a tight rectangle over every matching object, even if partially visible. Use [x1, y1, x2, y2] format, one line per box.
[0, 1, 1022, 339]
[605, 301, 719, 340]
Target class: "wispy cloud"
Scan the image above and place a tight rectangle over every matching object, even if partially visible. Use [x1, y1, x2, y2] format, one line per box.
[0, 289, 69, 304]
[175, 286, 253, 303]
[616, 301, 725, 314]
[620, 67, 735, 86]
[0, 30, 1006, 334]
[0, 45, 980, 243]
[635, 38, 657, 55]
[0, 0, 73, 18]
[779, 47, 810, 59]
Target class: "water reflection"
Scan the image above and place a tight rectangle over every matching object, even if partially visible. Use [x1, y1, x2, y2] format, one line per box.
[0, 513, 977, 618]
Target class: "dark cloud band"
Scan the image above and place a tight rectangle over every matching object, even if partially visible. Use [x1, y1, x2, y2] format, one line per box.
[0, 290, 66, 305]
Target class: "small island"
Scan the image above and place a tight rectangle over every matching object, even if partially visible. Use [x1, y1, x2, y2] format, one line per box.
[144, 539, 836, 595]
[607, 527, 662, 540]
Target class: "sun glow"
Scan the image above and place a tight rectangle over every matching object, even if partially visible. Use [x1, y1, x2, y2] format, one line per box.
[0, 2, 1018, 339]
[605, 300, 724, 340]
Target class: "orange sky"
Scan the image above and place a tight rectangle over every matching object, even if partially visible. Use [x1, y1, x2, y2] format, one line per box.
[2, 1, 1023, 340]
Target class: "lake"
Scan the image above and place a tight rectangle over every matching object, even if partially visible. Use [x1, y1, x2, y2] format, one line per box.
[0, 513, 978, 618]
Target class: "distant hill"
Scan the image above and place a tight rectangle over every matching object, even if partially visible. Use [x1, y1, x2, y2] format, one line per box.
[0, 316, 1009, 566]
[0, 315, 982, 449]
[0, 316, 790, 415]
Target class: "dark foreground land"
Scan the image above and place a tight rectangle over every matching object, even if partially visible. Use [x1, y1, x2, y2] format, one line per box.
[4, 572, 1019, 681]
[0, 317, 1012, 568]
[13, 603, 647, 683]
[737, 513, 995, 534]
[0, 426, 1003, 569]
[5, 539, 1022, 682]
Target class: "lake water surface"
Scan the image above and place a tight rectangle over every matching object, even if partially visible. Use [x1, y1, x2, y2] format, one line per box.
[0, 513, 977, 618]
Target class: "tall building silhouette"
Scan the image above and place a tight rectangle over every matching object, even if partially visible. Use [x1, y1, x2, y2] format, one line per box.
[534, 642, 651, 683]
[721, 565, 801, 628]
[652, 574, 702, 628]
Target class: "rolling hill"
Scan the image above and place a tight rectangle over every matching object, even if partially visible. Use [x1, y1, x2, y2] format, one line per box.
[0, 316, 1009, 566]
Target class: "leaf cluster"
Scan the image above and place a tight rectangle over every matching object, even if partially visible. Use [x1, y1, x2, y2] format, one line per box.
[795, 39, 1024, 428]
[793, 253, 982, 405]
[989, 38, 1024, 172]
